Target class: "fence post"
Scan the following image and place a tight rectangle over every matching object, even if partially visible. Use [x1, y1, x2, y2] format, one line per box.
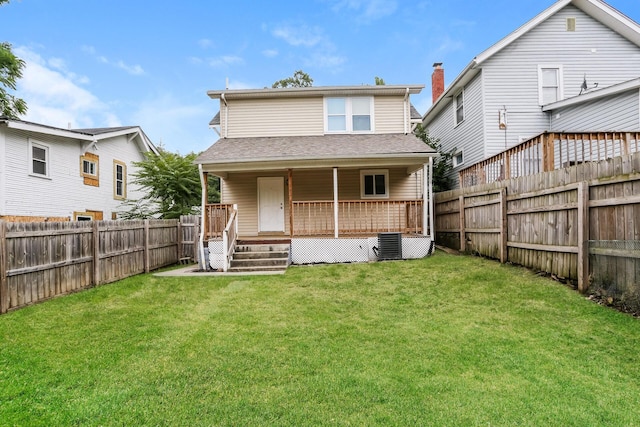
[144, 220, 150, 274]
[0, 221, 7, 314]
[177, 220, 183, 262]
[577, 181, 590, 293]
[92, 221, 100, 287]
[500, 187, 508, 263]
[459, 195, 466, 252]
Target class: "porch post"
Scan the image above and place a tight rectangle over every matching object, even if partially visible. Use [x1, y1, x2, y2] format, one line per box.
[198, 165, 208, 270]
[288, 169, 293, 237]
[422, 163, 428, 237]
[333, 167, 339, 238]
[427, 158, 435, 239]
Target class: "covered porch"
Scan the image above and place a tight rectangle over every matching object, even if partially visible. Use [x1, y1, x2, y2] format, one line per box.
[195, 133, 437, 270]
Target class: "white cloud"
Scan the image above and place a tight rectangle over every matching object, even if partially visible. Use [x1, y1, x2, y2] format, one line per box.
[14, 46, 120, 129]
[82, 44, 145, 76]
[198, 38, 214, 49]
[116, 61, 145, 76]
[331, 0, 397, 23]
[272, 24, 324, 47]
[208, 55, 244, 68]
[262, 49, 279, 58]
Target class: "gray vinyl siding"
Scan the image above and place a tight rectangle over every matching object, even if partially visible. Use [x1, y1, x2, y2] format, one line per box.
[481, 4, 640, 158]
[425, 72, 485, 188]
[550, 90, 640, 131]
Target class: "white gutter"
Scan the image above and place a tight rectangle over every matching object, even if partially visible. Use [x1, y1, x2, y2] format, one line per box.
[221, 93, 228, 139]
[198, 164, 207, 270]
[403, 87, 409, 134]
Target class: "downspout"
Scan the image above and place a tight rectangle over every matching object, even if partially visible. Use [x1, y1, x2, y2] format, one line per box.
[403, 87, 409, 135]
[221, 93, 228, 139]
[198, 164, 207, 270]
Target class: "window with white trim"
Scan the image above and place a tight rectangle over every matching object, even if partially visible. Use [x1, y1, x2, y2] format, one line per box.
[325, 97, 373, 133]
[454, 90, 464, 126]
[360, 169, 389, 199]
[538, 66, 563, 105]
[29, 140, 49, 177]
[453, 151, 464, 167]
[114, 160, 127, 199]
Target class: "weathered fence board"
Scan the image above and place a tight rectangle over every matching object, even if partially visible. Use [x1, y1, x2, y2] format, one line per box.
[436, 151, 640, 302]
[0, 216, 201, 314]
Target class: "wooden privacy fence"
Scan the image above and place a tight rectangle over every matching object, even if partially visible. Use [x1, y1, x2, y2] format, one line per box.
[0, 217, 200, 314]
[436, 152, 640, 297]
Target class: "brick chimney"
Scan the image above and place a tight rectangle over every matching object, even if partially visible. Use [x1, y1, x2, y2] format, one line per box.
[432, 62, 444, 103]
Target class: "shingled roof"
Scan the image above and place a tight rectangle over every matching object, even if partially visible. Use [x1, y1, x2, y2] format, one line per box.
[196, 133, 436, 166]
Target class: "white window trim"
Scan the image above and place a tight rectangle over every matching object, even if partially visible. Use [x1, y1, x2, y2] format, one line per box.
[324, 97, 375, 134]
[360, 169, 389, 199]
[538, 64, 564, 106]
[453, 150, 464, 168]
[82, 159, 98, 177]
[453, 90, 465, 127]
[29, 139, 50, 179]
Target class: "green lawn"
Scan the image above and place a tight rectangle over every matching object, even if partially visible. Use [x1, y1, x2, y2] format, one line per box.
[1, 251, 640, 426]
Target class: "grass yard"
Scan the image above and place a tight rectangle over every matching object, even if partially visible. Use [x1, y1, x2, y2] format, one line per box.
[1, 251, 640, 426]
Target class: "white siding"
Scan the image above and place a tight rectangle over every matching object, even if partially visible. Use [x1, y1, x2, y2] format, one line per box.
[1, 128, 148, 219]
[550, 90, 640, 131]
[426, 72, 485, 188]
[481, 5, 640, 157]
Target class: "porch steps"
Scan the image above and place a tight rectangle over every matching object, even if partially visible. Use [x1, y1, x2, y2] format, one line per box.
[229, 240, 290, 273]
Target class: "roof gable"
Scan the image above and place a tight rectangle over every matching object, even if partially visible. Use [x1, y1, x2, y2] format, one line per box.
[423, 0, 640, 123]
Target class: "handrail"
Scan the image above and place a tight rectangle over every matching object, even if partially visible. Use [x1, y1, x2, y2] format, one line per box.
[459, 131, 640, 188]
[291, 199, 423, 236]
[222, 207, 238, 272]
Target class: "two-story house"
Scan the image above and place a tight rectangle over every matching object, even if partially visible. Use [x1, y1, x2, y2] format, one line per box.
[195, 85, 437, 271]
[422, 0, 640, 188]
[0, 117, 158, 222]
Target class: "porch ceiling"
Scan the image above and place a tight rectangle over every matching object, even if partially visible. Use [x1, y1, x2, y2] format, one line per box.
[196, 133, 437, 175]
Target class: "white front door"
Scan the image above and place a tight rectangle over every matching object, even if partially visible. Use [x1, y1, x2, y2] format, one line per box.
[257, 177, 285, 233]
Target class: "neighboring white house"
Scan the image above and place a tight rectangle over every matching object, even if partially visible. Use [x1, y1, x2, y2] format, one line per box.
[422, 0, 640, 188]
[0, 117, 158, 221]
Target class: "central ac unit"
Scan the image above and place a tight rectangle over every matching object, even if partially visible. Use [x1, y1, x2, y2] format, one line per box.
[377, 232, 402, 260]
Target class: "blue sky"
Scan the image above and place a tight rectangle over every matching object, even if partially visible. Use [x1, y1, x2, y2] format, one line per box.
[3, 0, 639, 154]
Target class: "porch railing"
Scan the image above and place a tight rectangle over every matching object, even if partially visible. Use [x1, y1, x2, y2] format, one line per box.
[222, 208, 238, 272]
[459, 131, 640, 188]
[292, 200, 423, 236]
[204, 203, 234, 240]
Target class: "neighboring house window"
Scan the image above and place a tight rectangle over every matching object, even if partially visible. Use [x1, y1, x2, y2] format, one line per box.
[80, 152, 99, 187]
[538, 66, 563, 105]
[29, 140, 49, 177]
[454, 91, 464, 126]
[325, 97, 373, 133]
[114, 160, 127, 199]
[360, 169, 389, 199]
[453, 151, 464, 167]
[74, 212, 94, 221]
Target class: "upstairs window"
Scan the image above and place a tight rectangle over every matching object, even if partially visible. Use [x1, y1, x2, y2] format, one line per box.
[29, 140, 49, 177]
[539, 66, 563, 105]
[325, 97, 373, 133]
[360, 169, 389, 199]
[453, 151, 464, 167]
[114, 160, 127, 199]
[80, 152, 99, 187]
[454, 91, 464, 126]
